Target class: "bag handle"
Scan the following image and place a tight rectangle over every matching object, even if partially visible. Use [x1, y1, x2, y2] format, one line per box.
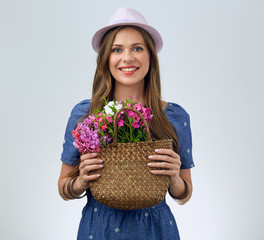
[113, 107, 152, 144]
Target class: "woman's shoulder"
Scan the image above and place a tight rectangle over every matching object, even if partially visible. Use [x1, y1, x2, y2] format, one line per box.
[70, 99, 91, 116]
[164, 102, 190, 124]
[164, 102, 190, 127]
[67, 99, 91, 124]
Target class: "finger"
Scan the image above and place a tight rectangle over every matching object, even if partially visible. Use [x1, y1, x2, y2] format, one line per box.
[147, 162, 180, 170]
[151, 169, 178, 176]
[80, 164, 103, 175]
[148, 154, 179, 163]
[80, 159, 103, 169]
[154, 149, 179, 158]
[80, 152, 98, 162]
[82, 174, 101, 182]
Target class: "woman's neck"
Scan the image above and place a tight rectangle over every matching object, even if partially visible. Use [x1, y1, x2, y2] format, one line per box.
[113, 83, 146, 105]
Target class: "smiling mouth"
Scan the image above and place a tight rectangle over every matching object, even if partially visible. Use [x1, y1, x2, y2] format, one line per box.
[119, 67, 139, 72]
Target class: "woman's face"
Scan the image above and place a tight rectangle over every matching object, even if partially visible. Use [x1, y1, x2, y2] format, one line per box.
[108, 27, 150, 88]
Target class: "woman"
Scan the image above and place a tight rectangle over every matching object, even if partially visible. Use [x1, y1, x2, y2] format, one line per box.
[58, 8, 194, 240]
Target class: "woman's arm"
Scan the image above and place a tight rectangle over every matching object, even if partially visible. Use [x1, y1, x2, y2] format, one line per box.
[148, 149, 193, 205]
[58, 153, 103, 200]
[58, 163, 80, 200]
[168, 168, 193, 205]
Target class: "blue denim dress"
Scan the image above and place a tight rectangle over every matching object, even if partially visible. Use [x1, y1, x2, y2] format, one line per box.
[61, 100, 194, 240]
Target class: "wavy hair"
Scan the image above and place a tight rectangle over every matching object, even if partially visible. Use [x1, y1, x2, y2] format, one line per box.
[84, 25, 179, 151]
[68, 26, 179, 178]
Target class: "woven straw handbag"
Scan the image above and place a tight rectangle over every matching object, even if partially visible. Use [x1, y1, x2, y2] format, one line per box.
[89, 107, 172, 209]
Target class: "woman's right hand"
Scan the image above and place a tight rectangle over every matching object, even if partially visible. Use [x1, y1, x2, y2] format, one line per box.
[77, 152, 103, 192]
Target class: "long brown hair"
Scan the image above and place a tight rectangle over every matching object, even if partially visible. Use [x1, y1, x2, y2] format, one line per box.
[87, 25, 178, 150]
[69, 26, 179, 178]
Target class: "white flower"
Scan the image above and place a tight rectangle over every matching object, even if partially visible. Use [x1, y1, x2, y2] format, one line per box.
[104, 102, 123, 116]
[108, 101, 115, 107]
[104, 105, 114, 116]
[115, 103, 122, 111]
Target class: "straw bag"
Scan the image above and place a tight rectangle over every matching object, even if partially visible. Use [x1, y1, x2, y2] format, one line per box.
[89, 107, 172, 209]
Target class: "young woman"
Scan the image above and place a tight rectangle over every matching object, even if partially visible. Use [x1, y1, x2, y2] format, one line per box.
[58, 8, 194, 240]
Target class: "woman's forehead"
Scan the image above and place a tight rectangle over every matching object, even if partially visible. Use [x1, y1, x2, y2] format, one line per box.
[112, 27, 145, 45]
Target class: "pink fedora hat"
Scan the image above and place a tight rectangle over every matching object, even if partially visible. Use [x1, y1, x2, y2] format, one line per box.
[92, 8, 163, 53]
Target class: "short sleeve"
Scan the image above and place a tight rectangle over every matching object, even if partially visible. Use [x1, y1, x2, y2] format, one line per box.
[165, 103, 194, 169]
[60, 100, 90, 165]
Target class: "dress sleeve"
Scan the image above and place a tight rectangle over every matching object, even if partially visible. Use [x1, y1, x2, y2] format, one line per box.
[165, 103, 195, 169]
[60, 100, 90, 165]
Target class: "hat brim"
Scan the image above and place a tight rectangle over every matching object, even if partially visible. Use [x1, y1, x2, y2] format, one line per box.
[92, 22, 163, 53]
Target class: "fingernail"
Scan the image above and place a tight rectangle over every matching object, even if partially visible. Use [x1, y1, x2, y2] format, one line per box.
[98, 159, 103, 163]
[92, 153, 97, 156]
[96, 174, 100, 177]
[148, 155, 153, 159]
[154, 149, 160, 152]
[147, 163, 152, 166]
[99, 164, 103, 167]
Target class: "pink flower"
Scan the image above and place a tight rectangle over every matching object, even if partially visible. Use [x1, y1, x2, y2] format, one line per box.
[118, 119, 124, 127]
[105, 116, 113, 123]
[131, 122, 139, 128]
[141, 107, 153, 123]
[94, 121, 100, 128]
[96, 117, 103, 123]
[118, 112, 122, 118]
[133, 113, 140, 123]
[88, 115, 95, 124]
[127, 110, 135, 117]
[101, 124, 108, 131]
[133, 104, 141, 111]
[72, 121, 103, 154]
[72, 127, 80, 139]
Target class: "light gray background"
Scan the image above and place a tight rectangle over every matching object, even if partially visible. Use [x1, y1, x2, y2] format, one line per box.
[1, 0, 263, 239]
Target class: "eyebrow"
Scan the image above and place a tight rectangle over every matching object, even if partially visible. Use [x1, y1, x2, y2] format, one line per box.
[112, 43, 145, 47]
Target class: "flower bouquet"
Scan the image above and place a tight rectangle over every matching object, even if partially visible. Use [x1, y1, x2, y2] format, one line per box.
[72, 97, 172, 209]
[72, 96, 153, 154]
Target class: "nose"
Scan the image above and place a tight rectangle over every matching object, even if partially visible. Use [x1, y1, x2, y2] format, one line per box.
[122, 50, 135, 62]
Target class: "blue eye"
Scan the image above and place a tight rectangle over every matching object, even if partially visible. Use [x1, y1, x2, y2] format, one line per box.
[134, 47, 142, 52]
[112, 48, 121, 53]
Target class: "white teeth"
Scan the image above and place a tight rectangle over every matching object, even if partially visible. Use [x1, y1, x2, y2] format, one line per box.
[120, 68, 137, 72]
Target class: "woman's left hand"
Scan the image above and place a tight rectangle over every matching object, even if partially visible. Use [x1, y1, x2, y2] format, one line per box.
[147, 149, 181, 184]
